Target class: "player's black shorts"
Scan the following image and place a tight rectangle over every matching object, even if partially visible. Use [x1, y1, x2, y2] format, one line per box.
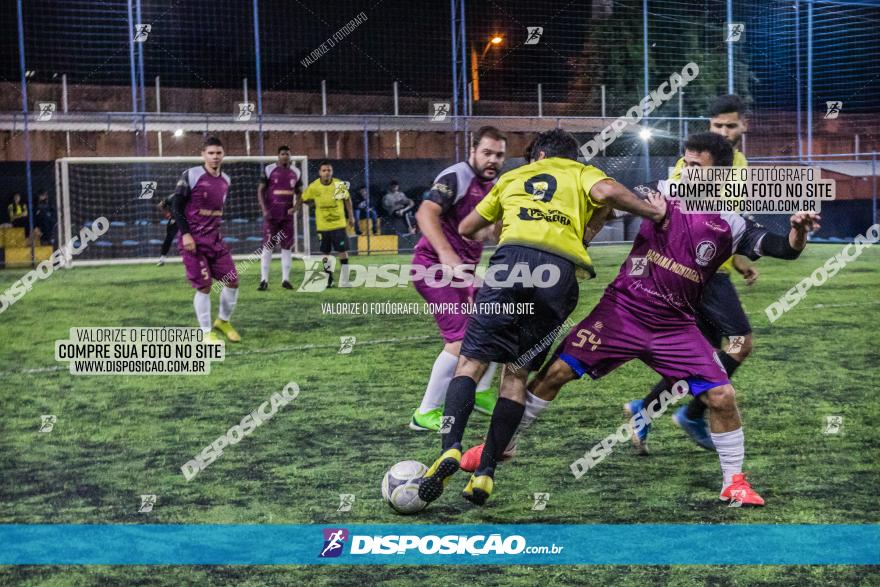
[695, 272, 751, 348]
[461, 245, 579, 372]
[318, 228, 348, 254]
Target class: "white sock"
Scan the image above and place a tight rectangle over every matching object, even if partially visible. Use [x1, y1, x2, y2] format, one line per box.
[711, 428, 745, 488]
[193, 291, 212, 333]
[476, 362, 497, 392]
[260, 247, 272, 282]
[418, 350, 459, 413]
[506, 390, 550, 452]
[281, 249, 292, 282]
[218, 287, 239, 321]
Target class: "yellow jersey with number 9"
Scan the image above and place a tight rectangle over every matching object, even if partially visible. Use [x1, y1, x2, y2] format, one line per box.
[475, 157, 608, 273]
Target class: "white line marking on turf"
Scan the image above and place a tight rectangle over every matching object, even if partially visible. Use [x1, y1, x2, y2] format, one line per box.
[811, 301, 880, 309]
[0, 335, 436, 376]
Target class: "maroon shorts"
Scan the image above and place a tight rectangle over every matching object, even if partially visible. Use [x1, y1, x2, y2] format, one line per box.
[179, 236, 237, 290]
[555, 295, 729, 395]
[412, 262, 475, 344]
[263, 215, 294, 249]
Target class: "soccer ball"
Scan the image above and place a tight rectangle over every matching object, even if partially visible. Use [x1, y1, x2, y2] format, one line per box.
[382, 460, 428, 514]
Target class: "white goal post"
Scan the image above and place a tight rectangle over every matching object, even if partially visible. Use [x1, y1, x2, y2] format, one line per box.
[55, 155, 310, 267]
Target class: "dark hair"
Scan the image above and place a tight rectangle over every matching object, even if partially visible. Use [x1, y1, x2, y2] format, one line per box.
[684, 132, 734, 166]
[317, 159, 333, 169]
[472, 125, 506, 148]
[531, 128, 580, 161]
[390, 179, 399, 186]
[522, 135, 538, 163]
[202, 136, 223, 150]
[277, 145, 290, 153]
[708, 94, 747, 118]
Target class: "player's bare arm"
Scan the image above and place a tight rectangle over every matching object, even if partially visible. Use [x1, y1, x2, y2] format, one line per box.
[732, 255, 759, 285]
[257, 181, 267, 216]
[789, 212, 821, 250]
[458, 208, 493, 241]
[583, 206, 613, 245]
[589, 178, 666, 223]
[418, 199, 462, 267]
[346, 197, 356, 229]
[288, 179, 302, 215]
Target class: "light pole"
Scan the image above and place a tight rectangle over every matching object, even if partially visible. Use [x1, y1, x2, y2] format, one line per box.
[470, 34, 503, 102]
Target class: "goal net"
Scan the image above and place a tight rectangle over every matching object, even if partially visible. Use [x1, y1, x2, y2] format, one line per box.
[55, 156, 310, 266]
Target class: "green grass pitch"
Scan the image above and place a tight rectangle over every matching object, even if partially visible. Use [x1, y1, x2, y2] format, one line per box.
[1, 244, 878, 585]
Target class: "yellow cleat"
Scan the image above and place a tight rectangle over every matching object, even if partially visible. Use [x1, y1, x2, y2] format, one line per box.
[416, 446, 461, 504]
[462, 473, 494, 506]
[204, 331, 225, 344]
[213, 319, 241, 342]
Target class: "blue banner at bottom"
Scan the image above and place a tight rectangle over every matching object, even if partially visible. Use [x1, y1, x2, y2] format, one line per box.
[1, 524, 877, 565]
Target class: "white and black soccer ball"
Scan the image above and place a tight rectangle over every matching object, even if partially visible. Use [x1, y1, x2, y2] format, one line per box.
[381, 460, 428, 514]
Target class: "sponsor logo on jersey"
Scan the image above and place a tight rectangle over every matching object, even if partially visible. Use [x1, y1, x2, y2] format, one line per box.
[517, 207, 571, 225]
[695, 241, 717, 266]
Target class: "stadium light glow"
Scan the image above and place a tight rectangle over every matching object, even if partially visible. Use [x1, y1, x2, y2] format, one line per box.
[491, 36, 503, 45]
[173, 129, 184, 138]
[638, 128, 652, 141]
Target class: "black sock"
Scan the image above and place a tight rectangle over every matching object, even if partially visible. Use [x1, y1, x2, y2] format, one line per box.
[687, 351, 741, 420]
[642, 380, 667, 410]
[717, 350, 741, 378]
[340, 258, 349, 265]
[478, 398, 525, 475]
[441, 376, 477, 450]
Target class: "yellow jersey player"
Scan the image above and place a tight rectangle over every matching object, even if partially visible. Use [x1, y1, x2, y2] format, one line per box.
[296, 160, 355, 288]
[416, 128, 667, 507]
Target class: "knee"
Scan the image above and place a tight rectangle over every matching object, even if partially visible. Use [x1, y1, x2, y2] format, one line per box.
[704, 384, 736, 411]
[455, 356, 485, 382]
[226, 281, 238, 289]
[198, 287, 211, 294]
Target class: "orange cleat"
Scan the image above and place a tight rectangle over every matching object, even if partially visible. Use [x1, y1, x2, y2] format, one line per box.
[719, 473, 765, 506]
[460, 442, 516, 473]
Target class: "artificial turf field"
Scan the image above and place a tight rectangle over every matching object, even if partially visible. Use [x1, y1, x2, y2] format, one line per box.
[0, 244, 877, 585]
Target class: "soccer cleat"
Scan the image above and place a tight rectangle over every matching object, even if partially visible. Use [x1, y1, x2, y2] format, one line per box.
[205, 331, 224, 344]
[672, 406, 715, 450]
[459, 442, 516, 473]
[213, 319, 241, 343]
[281, 280, 293, 290]
[719, 473, 765, 506]
[624, 399, 651, 455]
[409, 408, 442, 431]
[156, 257, 165, 267]
[473, 389, 497, 415]
[258, 281, 268, 291]
[417, 446, 461, 504]
[462, 471, 494, 506]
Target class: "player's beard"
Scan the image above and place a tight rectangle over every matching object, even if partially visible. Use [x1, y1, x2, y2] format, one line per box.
[474, 161, 498, 181]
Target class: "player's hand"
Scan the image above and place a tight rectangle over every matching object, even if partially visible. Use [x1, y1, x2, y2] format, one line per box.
[287, 207, 294, 216]
[790, 212, 821, 234]
[348, 218, 356, 229]
[741, 266, 759, 286]
[647, 190, 668, 223]
[181, 233, 196, 252]
[438, 250, 463, 276]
